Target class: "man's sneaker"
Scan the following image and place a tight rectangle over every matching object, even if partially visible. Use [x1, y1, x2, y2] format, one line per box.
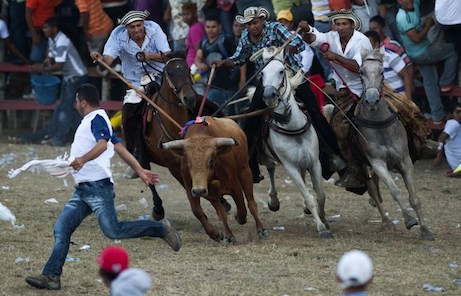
[25, 274, 61, 290]
[161, 218, 181, 252]
[123, 167, 139, 179]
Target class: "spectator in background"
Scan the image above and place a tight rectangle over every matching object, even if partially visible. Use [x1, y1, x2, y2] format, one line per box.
[26, 17, 88, 146]
[379, 0, 402, 44]
[336, 250, 374, 296]
[133, 0, 167, 33]
[164, 0, 189, 52]
[24, 0, 61, 99]
[351, 0, 378, 33]
[432, 101, 461, 177]
[7, 0, 29, 64]
[365, 30, 412, 99]
[97, 246, 152, 296]
[75, 0, 114, 53]
[396, 0, 458, 130]
[101, 0, 130, 24]
[0, 17, 31, 64]
[216, 0, 237, 38]
[311, 0, 332, 81]
[183, 2, 205, 67]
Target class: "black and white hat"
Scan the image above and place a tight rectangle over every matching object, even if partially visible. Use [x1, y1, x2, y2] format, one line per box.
[235, 6, 270, 24]
[118, 10, 150, 26]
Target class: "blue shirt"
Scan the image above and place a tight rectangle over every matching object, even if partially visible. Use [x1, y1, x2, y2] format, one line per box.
[396, 0, 430, 58]
[229, 21, 305, 74]
[103, 21, 171, 87]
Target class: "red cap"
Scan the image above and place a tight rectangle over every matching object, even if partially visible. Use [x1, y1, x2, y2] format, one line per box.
[97, 246, 129, 273]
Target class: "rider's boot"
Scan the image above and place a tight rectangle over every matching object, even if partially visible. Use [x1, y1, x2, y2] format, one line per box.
[249, 151, 264, 183]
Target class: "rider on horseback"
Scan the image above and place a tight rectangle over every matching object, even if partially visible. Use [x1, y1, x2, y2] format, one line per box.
[90, 10, 171, 178]
[213, 6, 346, 183]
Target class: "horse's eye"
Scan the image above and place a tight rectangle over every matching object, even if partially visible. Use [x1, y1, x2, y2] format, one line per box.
[279, 70, 283, 75]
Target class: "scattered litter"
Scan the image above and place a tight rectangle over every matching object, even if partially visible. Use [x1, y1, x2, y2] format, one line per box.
[15, 257, 30, 263]
[303, 286, 316, 291]
[65, 256, 80, 262]
[392, 219, 400, 225]
[284, 177, 293, 185]
[116, 204, 127, 211]
[423, 284, 446, 292]
[0, 153, 16, 166]
[368, 219, 382, 224]
[138, 198, 148, 209]
[2, 186, 9, 190]
[80, 245, 90, 250]
[114, 240, 122, 244]
[272, 226, 285, 231]
[453, 279, 461, 286]
[448, 262, 459, 268]
[13, 224, 25, 230]
[396, 208, 414, 212]
[328, 214, 341, 222]
[8, 154, 75, 179]
[138, 215, 150, 220]
[63, 179, 68, 187]
[45, 198, 59, 204]
[0, 202, 16, 225]
[157, 183, 168, 190]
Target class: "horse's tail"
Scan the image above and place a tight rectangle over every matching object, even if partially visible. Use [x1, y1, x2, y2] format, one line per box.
[322, 104, 335, 123]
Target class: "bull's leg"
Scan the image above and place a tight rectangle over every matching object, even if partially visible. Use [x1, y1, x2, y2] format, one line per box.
[149, 184, 165, 221]
[229, 185, 247, 225]
[284, 162, 333, 239]
[186, 194, 222, 241]
[366, 173, 394, 231]
[400, 156, 435, 241]
[209, 197, 236, 243]
[239, 167, 268, 239]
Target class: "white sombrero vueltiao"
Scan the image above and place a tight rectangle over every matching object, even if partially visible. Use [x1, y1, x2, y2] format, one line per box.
[328, 9, 362, 31]
[118, 10, 150, 25]
[235, 6, 270, 24]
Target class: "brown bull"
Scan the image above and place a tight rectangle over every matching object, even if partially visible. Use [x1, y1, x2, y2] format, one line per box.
[161, 117, 268, 243]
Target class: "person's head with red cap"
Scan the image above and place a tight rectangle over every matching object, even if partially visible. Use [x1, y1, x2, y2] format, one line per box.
[97, 246, 130, 287]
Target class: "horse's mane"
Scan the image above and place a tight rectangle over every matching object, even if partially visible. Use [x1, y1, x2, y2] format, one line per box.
[289, 70, 304, 90]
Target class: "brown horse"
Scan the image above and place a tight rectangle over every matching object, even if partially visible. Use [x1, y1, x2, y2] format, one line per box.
[143, 58, 223, 220]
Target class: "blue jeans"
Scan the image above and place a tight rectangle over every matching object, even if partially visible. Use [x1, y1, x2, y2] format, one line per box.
[412, 43, 458, 121]
[208, 87, 235, 116]
[48, 75, 88, 142]
[42, 178, 166, 277]
[314, 21, 333, 80]
[8, 0, 28, 62]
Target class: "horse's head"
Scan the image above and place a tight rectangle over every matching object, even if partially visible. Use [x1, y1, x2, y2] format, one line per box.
[360, 48, 384, 111]
[163, 58, 196, 110]
[256, 47, 288, 109]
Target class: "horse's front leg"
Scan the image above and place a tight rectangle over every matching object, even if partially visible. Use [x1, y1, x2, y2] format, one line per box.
[149, 184, 165, 221]
[264, 160, 279, 212]
[399, 156, 434, 240]
[366, 173, 394, 231]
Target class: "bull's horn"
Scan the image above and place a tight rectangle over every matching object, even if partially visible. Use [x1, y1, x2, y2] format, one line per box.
[161, 139, 186, 150]
[214, 137, 239, 147]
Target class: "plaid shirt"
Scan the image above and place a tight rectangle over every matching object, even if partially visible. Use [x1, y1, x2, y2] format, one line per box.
[229, 21, 305, 73]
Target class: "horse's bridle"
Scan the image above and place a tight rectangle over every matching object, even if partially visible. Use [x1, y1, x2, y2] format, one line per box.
[157, 58, 194, 107]
[359, 56, 384, 100]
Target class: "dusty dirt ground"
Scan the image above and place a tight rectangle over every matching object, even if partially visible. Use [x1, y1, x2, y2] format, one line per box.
[0, 134, 460, 295]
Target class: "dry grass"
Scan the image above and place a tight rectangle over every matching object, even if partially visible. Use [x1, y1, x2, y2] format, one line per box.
[0, 140, 460, 296]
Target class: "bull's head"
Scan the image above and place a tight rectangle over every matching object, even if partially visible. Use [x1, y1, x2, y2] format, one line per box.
[161, 137, 239, 198]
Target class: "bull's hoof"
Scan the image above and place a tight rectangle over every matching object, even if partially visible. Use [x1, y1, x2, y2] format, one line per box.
[220, 197, 232, 214]
[235, 215, 247, 225]
[210, 231, 224, 242]
[319, 231, 334, 239]
[405, 217, 418, 229]
[304, 207, 312, 215]
[268, 202, 280, 212]
[257, 229, 269, 239]
[151, 206, 165, 221]
[224, 235, 237, 244]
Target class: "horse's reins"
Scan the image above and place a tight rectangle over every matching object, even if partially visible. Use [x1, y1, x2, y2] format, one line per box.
[94, 56, 183, 131]
[212, 27, 302, 116]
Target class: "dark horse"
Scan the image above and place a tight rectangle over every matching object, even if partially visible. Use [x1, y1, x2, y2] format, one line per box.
[142, 58, 221, 220]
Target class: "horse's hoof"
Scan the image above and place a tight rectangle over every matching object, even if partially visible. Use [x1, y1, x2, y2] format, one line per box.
[257, 229, 269, 239]
[405, 217, 418, 229]
[381, 222, 396, 232]
[304, 207, 312, 215]
[320, 231, 334, 239]
[224, 235, 237, 244]
[151, 207, 165, 221]
[368, 197, 377, 208]
[268, 202, 280, 212]
[421, 231, 435, 241]
[220, 197, 232, 214]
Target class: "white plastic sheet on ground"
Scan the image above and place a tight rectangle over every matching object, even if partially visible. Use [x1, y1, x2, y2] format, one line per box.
[8, 154, 75, 179]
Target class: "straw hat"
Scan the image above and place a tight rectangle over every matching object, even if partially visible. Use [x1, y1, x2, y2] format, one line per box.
[235, 6, 270, 24]
[328, 9, 362, 31]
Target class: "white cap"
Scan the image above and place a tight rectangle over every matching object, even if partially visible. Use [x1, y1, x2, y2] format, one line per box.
[337, 250, 373, 289]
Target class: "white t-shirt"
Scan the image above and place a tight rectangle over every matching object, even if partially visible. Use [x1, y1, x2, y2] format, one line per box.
[435, 0, 461, 25]
[382, 47, 405, 93]
[0, 19, 9, 39]
[443, 119, 461, 170]
[310, 29, 373, 97]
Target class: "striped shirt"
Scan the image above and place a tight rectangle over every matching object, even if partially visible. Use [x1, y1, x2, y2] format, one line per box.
[48, 31, 87, 80]
[382, 36, 412, 66]
[229, 21, 304, 74]
[75, 0, 114, 37]
[311, 0, 331, 22]
[383, 48, 405, 93]
[103, 21, 171, 87]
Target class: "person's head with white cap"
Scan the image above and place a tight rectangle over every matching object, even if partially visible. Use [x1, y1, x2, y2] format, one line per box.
[336, 250, 373, 293]
[118, 10, 150, 44]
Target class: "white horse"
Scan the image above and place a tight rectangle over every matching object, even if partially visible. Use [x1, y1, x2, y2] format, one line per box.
[250, 47, 332, 238]
[355, 48, 434, 240]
